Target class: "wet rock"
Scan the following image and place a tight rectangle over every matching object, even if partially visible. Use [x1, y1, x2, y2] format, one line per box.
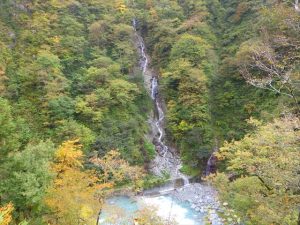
[155, 145, 162, 152]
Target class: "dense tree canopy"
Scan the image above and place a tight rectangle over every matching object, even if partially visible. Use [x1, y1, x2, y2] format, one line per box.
[131, 0, 299, 223]
[0, 0, 151, 223]
[212, 116, 300, 224]
[0, 0, 298, 224]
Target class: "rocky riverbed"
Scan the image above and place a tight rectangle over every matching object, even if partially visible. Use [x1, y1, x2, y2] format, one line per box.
[171, 183, 223, 224]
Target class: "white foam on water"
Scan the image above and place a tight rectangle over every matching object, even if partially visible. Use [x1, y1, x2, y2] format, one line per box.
[141, 196, 198, 225]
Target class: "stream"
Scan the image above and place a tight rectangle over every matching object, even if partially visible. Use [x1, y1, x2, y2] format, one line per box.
[98, 20, 223, 225]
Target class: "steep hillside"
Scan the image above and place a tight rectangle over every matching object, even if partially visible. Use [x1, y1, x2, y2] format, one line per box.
[0, 0, 299, 224]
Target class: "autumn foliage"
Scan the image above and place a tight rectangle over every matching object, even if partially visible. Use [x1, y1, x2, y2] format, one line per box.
[91, 150, 144, 186]
[43, 140, 143, 225]
[44, 140, 106, 225]
[0, 203, 13, 225]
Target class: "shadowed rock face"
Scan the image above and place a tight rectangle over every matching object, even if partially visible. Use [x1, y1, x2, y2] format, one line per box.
[205, 149, 218, 176]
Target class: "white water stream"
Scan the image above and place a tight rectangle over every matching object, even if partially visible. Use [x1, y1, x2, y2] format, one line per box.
[134, 19, 189, 185]
[98, 20, 223, 225]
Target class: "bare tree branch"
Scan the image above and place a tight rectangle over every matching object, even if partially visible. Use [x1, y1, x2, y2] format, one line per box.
[237, 41, 298, 98]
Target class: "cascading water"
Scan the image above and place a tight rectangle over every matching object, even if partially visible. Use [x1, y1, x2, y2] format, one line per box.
[133, 19, 189, 186]
[98, 20, 224, 225]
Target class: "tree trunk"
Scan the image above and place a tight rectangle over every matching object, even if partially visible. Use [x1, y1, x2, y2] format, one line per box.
[296, 0, 300, 12]
[96, 210, 101, 225]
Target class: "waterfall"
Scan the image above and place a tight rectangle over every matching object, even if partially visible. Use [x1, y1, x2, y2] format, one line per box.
[295, 0, 300, 12]
[133, 19, 189, 187]
[98, 20, 223, 225]
[151, 77, 158, 100]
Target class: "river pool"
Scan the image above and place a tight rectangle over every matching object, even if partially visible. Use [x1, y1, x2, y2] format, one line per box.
[99, 194, 205, 225]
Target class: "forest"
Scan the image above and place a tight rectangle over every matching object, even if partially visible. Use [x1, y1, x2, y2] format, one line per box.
[0, 0, 299, 225]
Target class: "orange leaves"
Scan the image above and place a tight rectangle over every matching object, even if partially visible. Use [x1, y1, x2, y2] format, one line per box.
[0, 203, 14, 225]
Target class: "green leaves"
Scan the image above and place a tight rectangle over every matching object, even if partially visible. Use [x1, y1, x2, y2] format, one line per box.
[36, 51, 61, 70]
[137, 1, 216, 173]
[0, 98, 22, 157]
[1, 141, 55, 211]
[54, 120, 96, 152]
[214, 116, 300, 224]
[171, 34, 209, 66]
[162, 52, 212, 171]
[0, 0, 151, 223]
[48, 96, 75, 121]
[109, 79, 140, 105]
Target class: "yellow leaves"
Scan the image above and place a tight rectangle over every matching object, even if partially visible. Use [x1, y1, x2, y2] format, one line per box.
[54, 139, 83, 173]
[45, 140, 101, 225]
[45, 142, 144, 225]
[75, 95, 105, 123]
[178, 120, 193, 132]
[246, 117, 263, 127]
[0, 203, 27, 225]
[79, 205, 94, 221]
[0, 203, 14, 225]
[51, 36, 61, 44]
[134, 208, 175, 225]
[167, 100, 176, 109]
[31, 12, 57, 30]
[91, 150, 144, 185]
[115, 0, 127, 13]
[44, 170, 101, 224]
[244, 103, 256, 114]
[50, 0, 77, 8]
[213, 116, 300, 224]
